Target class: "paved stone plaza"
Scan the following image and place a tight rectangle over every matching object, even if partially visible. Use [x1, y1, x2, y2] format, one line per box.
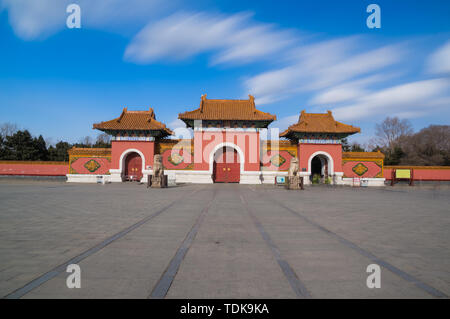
[0, 179, 449, 298]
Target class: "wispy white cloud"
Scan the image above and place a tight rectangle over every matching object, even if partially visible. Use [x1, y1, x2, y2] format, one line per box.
[309, 73, 400, 105]
[426, 40, 450, 75]
[270, 114, 298, 132]
[1, 0, 66, 39]
[124, 11, 296, 65]
[168, 118, 186, 129]
[245, 37, 404, 105]
[332, 78, 450, 121]
[0, 0, 168, 40]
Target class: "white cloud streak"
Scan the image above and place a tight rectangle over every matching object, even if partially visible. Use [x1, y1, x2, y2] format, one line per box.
[426, 40, 450, 75]
[124, 11, 296, 65]
[332, 78, 450, 121]
[245, 37, 404, 104]
[0, 0, 167, 40]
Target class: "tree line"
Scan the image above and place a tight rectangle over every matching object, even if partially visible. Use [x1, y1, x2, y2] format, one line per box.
[0, 123, 110, 162]
[1, 118, 449, 165]
[343, 117, 450, 166]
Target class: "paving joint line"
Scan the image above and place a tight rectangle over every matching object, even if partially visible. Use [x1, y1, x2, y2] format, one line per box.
[240, 189, 311, 298]
[3, 186, 203, 299]
[252, 186, 447, 298]
[149, 188, 218, 298]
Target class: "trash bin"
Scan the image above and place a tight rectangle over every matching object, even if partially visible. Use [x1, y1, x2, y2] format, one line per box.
[361, 178, 369, 187]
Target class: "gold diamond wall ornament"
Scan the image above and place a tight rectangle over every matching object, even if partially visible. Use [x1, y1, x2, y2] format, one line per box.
[168, 153, 184, 166]
[271, 154, 286, 167]
[352, 163, 368, 176]
[84, 159, 101, 173]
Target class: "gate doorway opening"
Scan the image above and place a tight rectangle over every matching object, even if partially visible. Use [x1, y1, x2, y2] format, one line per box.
[124, 152, 143, 181]
[213, 146, 240, 183]
[310, 154, 329, 183]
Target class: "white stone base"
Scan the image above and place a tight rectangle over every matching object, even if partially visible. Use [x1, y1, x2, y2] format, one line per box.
[66, 174, 111, 183]
[109, 169, 123, 182]
[342, 177, 386, 187]
[167, 170, 213, 184]
[261, 171, 288, 184]
[68, 171, 386, 187]
[298, 172, 311, 185]
[240, 172, 262, 184]
[333, 172, 344, 185]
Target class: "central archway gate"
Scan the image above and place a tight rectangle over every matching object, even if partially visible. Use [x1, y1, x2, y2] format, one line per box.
[124, 152, 143, 181]
[213, 146, 240, 183]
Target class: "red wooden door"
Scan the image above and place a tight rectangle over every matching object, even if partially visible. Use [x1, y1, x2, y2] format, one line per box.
[214, 147, 240, 183]
[227, 160, 240, 183]
[214, 162, 227, 183]
[125, 152, 142, 181]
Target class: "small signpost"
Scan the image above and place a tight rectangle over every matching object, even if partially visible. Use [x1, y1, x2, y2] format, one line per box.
[275, 176, 286, 185]
[391, 168, 414, 186]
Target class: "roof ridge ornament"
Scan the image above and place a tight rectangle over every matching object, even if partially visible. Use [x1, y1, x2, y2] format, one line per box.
[148, 107, 155, 122]
[200, 93, 207, 113]
[118, 107, 127, 122]
[299, 110, 305, 123]
[248, 94, 256, 113]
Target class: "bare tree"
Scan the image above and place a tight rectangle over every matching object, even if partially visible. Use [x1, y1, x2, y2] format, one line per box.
[400, 125, 450, 165]
[78, 136, 93, 147]
[96, 133, 111, 145]
[374, 116, 413, 149]
[0, 122, 18, 138]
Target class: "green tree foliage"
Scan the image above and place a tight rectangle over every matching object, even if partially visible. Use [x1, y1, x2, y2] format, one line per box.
[342, 138, 366, 152]
[384, 145, 406, 165]
[1, 130, 49, 160]
[350, 143, 365, 152]
[48, 141, 72, 162]
[0, 121, 113, 162]
[341, 138, 350, 152]
[0, 135, 5, 158]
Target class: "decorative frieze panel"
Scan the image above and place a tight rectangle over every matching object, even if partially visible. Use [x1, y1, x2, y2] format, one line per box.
[68, 148, 112, 175]
[342, 158, 383, 178]
[112, 136, 155, 141]
[298, 138, 342, 144]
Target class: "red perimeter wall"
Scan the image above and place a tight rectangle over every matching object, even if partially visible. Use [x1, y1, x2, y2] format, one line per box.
[0, 161, 68, 176]
[384, 166, 450, 181]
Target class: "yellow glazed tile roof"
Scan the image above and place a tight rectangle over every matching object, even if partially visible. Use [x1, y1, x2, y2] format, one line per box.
[280, 110, 360, 136]
[93, 108, 172, 134]
[178, 94, 276, 122]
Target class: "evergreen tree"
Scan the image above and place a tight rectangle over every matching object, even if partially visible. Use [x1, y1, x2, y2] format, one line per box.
[3, 130, 36, 160]
[33, 135, 49, 160]
[0, 135, 5, 159]
[385, 146, 405, 165]
[350, 143, 365, 152]
[341, 138, 350, 152]
[48, 141, 72, 162]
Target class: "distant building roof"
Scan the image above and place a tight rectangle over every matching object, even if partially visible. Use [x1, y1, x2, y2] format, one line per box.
[280, 110, 360, 138]
[93, 108, 172, 136]
[178, 94, 276, 126]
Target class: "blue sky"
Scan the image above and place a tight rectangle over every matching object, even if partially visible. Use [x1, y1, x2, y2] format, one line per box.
[0, 0, 449, 145]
